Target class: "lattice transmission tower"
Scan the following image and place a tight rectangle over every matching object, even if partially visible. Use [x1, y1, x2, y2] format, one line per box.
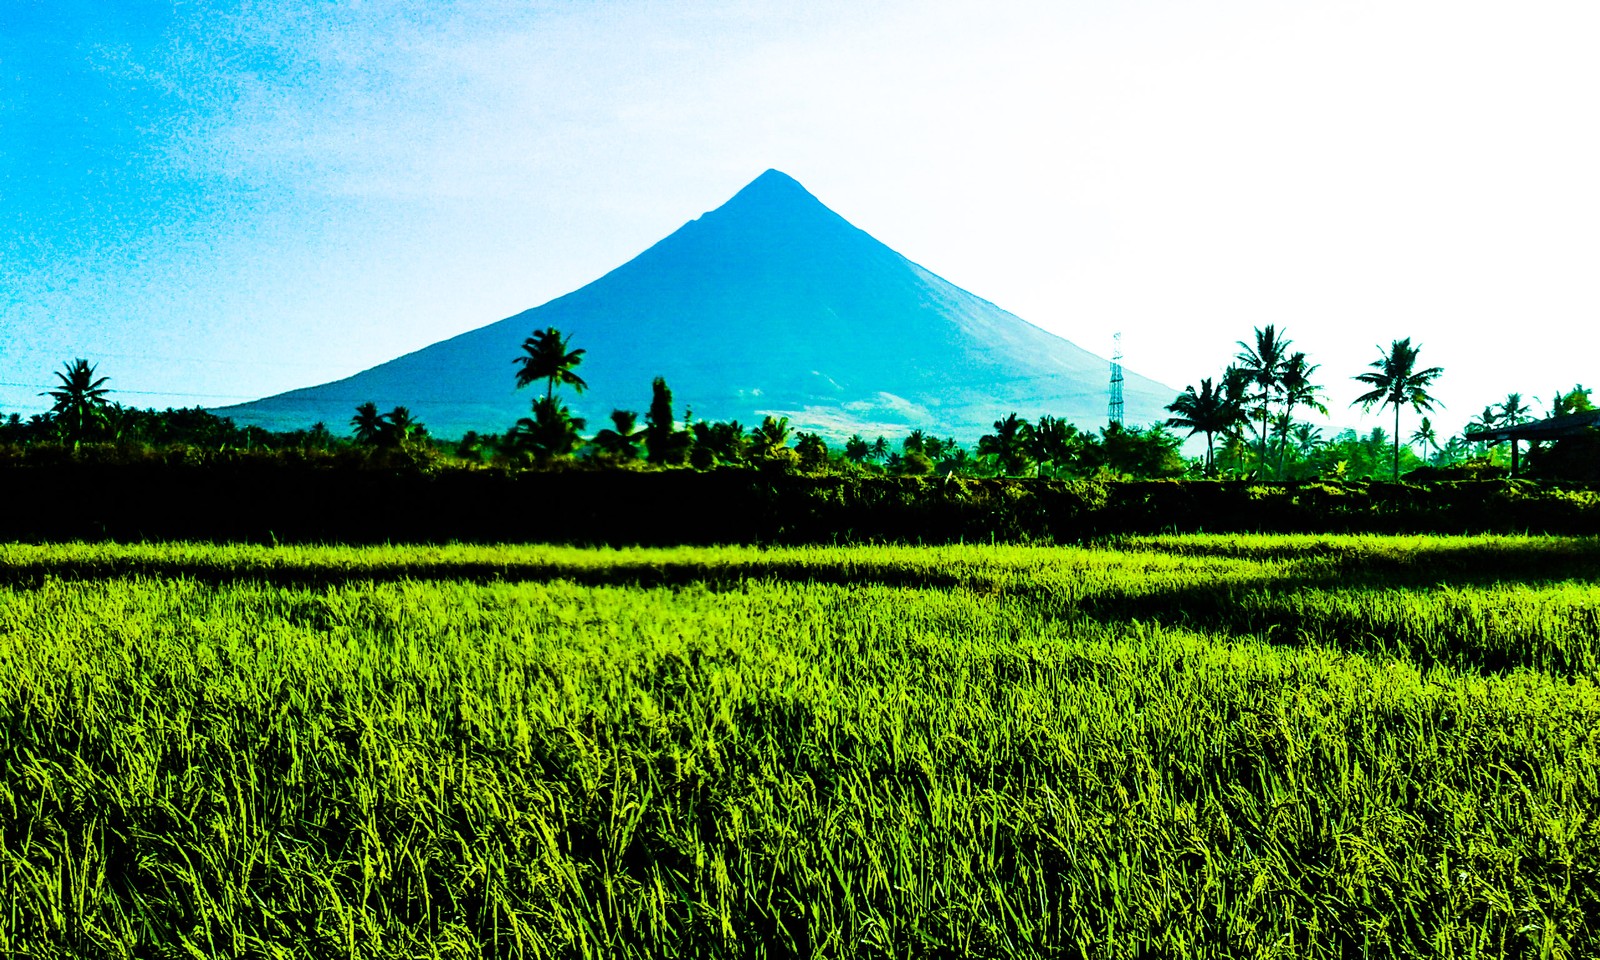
[1108, 331, 1124, 427]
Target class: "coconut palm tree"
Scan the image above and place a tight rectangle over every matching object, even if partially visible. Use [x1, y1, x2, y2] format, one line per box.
[510, 396, 586, 461]
[593, 409, 646, 460]
[690, 419, 748, 467]
[43, 359, 112, 447]
[350, 402, 388, 446]
[1352, 338, 1444, 481]
[383, 406, 424, 447]
[1234, 326, 1293, 474]
[1030, 416, 1080, 476]
[513, 327, 588, 401]
[1276, 352, 1325, 475]
[1498, 392, 1532, 426]
[749, 416, 793, 458]
[977, 413, 1035, 476]
[1165, 377, 1243, 477]
[1291, 422, 1323, 460]
[1409, 416, 1439, 464]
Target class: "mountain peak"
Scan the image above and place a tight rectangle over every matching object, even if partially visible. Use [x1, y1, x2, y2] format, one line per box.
[715, 168, 826, 215]
[218, 170, 1177, 441]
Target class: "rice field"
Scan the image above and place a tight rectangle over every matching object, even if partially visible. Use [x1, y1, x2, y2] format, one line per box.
[0, 536, 1597, 958]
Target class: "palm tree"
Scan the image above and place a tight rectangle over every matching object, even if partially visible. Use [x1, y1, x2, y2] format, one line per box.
[1276, 352, 1325, 475]
[510, 396, 586, 461]
[1498, 392, 1532, 426]
[384, 406, 423, 447]
[350, 402, 388, 446]
[977, 413, 1035, 476]
[690, 419, 747, 466]
[1291, 422, 1323, 459]
[844, 434, 870, 463]
[869, 436, 890, 461]
[1165, 377, 1242, 477]
[749, 416, 793, 458]
[1351, 338, 1444, 481]
[593, 409, 646, 460]
[1234, 326, 1293, 475]
[43, 359, 112, 447]
[513, 327, 588, 401]
[1030, 416, 1081, 476]
[1467, 405, 1499, 456]
[1409, 416, 1439, 464]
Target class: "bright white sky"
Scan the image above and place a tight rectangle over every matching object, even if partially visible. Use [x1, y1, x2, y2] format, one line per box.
[4, 0, 1597, 438]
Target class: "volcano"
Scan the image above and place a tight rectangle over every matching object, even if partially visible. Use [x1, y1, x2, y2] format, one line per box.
[218, 170, 1176, 441]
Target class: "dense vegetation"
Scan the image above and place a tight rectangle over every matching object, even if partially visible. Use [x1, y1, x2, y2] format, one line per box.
[9, 330, 1595, 483]
[1, 536, 1597, 957]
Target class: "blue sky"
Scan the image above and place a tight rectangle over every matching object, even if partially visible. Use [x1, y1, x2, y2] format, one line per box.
[4, 0, 1599, 436]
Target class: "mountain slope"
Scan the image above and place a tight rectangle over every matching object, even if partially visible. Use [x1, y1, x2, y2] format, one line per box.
[218, 170, 1176, 442]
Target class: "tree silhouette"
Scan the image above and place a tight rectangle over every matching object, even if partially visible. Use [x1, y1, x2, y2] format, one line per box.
[1409, 416, 1439, 464]
[1165, 377, 1242, 477]
[1498, 392, 1532, 426]
[977, 413, 1035, 476]
[869, 436, 890, 462]
[383, 406, 424, 448]
[843, 434, 870, 463]
[593, 409, 646, 461]
[43, 359, 112, 448]
[350, 402, 388, 446]
[1493, 393, 1536, 476]
[1234, 326, 1293, 475]
[513, 328, 588, 401]
[1030, 415, 1081, 476]
[689, 419, 747, 468]
[749, 416, 793, 458]
[1352, 338, 1444, 481]
[1276, 352, 1325, 476]
[795, 432, 829, 471]
[511, 396, 586, 461]
[643, 377, 690, 465]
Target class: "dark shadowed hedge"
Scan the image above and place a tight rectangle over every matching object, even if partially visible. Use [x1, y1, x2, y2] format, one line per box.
[2, 463, 1599, 544]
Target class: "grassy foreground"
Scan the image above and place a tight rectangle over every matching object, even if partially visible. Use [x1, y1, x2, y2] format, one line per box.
[1, 536, 1598, 958]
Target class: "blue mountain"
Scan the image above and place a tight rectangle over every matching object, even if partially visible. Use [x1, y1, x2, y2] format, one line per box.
[218, 170, 1176, 441]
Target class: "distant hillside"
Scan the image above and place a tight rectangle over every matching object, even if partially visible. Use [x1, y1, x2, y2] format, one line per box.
[218, 170, 1176, 441]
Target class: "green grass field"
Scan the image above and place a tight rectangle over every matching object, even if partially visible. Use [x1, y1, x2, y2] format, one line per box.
[1, 536, 1598, 958]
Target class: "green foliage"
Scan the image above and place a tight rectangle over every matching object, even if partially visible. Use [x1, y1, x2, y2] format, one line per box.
[513, 326, 588, 400]
[1, 537, 1598, 955]
[592, 409, 646, 462]
[1166, 376, 1244, 476]
[977, 413, 1034, 476]
[1352, 338, 1445, 481]
[42, 358, 112, 446]
[748, 415, 793, 460]
[689, 419, 748, 469]
[644, 378, 691, 466]
[509, 396, 586, 462]
[794, 432, 829, 471]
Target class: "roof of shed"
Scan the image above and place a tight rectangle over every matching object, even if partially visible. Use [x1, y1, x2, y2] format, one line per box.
[1464, 409, 1600, 443]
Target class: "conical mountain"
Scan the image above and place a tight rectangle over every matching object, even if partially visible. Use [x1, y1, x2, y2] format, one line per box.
[219, 170, 1176, 441]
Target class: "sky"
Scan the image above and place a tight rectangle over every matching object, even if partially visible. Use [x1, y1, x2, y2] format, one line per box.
[3, 0, 1598, 439]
